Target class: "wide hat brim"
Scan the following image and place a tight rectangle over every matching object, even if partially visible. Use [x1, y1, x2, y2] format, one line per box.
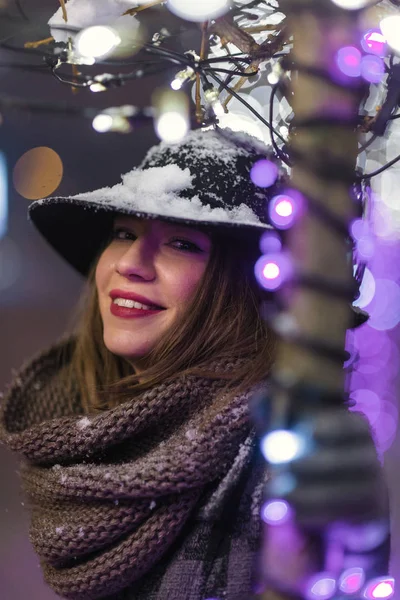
[28, 195, 272, 277]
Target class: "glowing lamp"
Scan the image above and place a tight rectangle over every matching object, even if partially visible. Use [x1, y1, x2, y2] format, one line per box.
[339, 568, 365, 594]
[336, 46, 362, 78]
[269, 191, 304, 229]
[75, 26, 121, 59]
[167, 0, 231, 22]
[364, 577, 395, 599]
[260, 429, 306, 464]
[361, 30, 387, 56]
[250, 159, 279, 188]
[261, 500, 292, 525]
[380, 16, 400, 54]
[361, 55, 385, 84]
[254, 252, 293, 291]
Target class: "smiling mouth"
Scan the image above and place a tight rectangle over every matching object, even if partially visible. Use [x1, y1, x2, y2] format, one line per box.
[112, 298, 165, 311]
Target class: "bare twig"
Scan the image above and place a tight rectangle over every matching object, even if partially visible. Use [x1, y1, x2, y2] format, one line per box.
[59, 0, 68, 22]
[195, 21, 209, 123]
[24, 37, 54, 48]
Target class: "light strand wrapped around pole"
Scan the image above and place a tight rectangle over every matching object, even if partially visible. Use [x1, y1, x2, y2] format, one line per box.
[254, 1, 391, 598]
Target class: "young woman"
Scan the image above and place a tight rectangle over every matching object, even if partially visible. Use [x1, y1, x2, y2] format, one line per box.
[0, 128, 282, 600]
[0, 128, 390, 599]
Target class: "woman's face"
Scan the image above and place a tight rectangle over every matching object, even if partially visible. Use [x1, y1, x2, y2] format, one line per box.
[95, 215, 212, 371]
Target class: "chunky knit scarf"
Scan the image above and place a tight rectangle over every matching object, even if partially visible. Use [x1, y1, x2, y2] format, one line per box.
[0, 338, 269, 600]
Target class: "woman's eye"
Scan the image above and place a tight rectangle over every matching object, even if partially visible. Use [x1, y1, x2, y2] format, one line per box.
[112, 228, 136, 241]
[170, 239, 201, 253]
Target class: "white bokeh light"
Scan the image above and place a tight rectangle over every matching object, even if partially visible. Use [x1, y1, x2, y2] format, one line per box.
[261, 429, 306, 464]
[167, 0, 231, 22]
[75, 25, 121, 59]
[92, 114, 113, 133]
[155, 112, 189, 143]
[380, 16, 400, 54]
[331, 0, 375, 9]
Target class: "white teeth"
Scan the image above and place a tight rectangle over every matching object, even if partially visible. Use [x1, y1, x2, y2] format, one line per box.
[113, 298, 157, 310]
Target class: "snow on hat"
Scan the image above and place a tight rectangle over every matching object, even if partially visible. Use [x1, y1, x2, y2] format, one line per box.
[29, 128, 286, 277]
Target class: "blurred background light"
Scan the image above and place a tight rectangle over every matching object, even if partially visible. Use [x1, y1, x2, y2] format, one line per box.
[361, 29, 387, 56]
[259, 231, 282, 254]
[361, 55, 385, 84]
[260, 429, 306, 464]
[167, 0, 231, 22]
[380, 16, 400, 54]
[13, 147, 63, 200]
[92, 114, 114, 133]
[353, 267, 376, 308]
[336, 46, 362, 78]
[153, 89, 189, 143]
[331, 0, 374, 8]
[250, 159, 279, 188]
[75, 25, 121, 59]
[269, 190, 304, 229]
[339, 567, 365, 594]
[261, 499, 292, 525]
[0, 151, 7, 240]
[364, 577, 395, 599]
[254, 252, 293, 291]
[306, 573, 337, 600]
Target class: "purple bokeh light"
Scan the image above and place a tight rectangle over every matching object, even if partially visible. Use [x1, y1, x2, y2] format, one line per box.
[305, 573, 337, 600]
[254, 252, 293, 291]
[361, 29, 387, 56]
[364, 577, 395, 599]
[361, 55, 385, 84]
[259, 231, 282, 254]
[339, 568, 365, 594]
[336, 46, 362, 78]
[261, 499, 292, 525]
[250, 159, 279, 188]
[268, 190, 305, 229]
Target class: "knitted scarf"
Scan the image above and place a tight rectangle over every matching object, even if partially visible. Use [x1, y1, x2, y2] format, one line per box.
[0, 338, 269, 600]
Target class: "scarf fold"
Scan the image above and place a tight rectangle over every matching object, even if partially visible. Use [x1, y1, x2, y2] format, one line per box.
[0, 337, 268, 600]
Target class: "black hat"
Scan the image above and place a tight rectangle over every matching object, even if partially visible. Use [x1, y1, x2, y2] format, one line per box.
[29, 128, 285, 277]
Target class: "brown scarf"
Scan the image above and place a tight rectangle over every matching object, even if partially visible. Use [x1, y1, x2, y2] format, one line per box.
[0, 337, 267, 600]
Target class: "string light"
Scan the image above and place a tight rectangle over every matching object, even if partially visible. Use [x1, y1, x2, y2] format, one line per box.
[379, 16, 400, 54]
[336, 46, 362, 78]
[330, 0, 375, 9]
[92, 106, 137, 133]
[361, 55, 385, 84]
[254, 252, 293, 291]
[306, 573, 337, 600]
[364, 577, 395, 599]
[268, 190, 304, 229]
[250, 159, 279, 188]
[170, 67, 195, 91]
[204, 86, 225, 117]
[167, 0, 231, 22]
[74, 25, 121, 61]
[361, 30, 387, 57]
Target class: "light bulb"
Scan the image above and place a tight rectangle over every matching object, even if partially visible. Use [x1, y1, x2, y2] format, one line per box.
[92, 114, 113, 133]
[167, 0, 231, 22]
[261, 429, 306, 464]
[75, 25, 121, 59]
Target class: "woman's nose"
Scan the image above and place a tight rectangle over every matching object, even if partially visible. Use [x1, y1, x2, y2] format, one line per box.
[115, 238, 156, 281]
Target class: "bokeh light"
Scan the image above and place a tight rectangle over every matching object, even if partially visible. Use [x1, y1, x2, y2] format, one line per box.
[353, 267, 375, 308]
[331, 0, 375, 8]
[261, 500, 292, 525]
[361, 55, 385, 84]
[336, 46, 362, 78]
[250, 159, 279, 188]
[156, 112, 189, 143]
[259, 231, 282, 254]
[269, 190, 304, 229]
[75, 25, 121, 59]
[380, 16, 400, 54]
[260, 429, 306, 464]
[361, 29, 387, 56]
[339, 567, 365, 594]
[167, 0, 230, 22]
[306, 573, 337, 600]
[13, 147, 63, 200]
[364, 577, 395, 599]
[254, 252, 293, 291]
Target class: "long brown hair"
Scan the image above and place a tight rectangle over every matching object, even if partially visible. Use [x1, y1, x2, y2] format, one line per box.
[60, 225, 277, 412]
